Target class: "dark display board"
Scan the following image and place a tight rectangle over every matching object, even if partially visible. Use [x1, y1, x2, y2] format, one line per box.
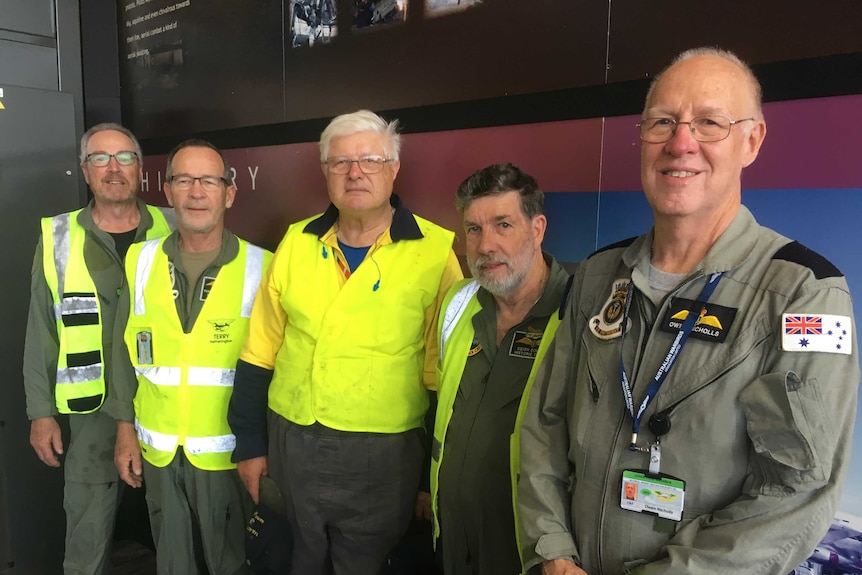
[118, 0, 609, 139]
[119, 0, 862, 142]
[606, 0, 862, 83]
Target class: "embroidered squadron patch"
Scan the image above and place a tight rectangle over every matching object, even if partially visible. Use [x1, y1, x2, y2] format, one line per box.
[781, 313, 853, 355]
[660, 298, 738, 343]
[509, 327, 543, 359]
[590, 280, 629, 340]
[467, 337, 482, 357]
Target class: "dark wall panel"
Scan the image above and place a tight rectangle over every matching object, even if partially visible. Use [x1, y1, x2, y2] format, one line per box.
[81, 0, 121, 125]
[0, 0, 55, 36]
[0, 85, 81, 575]
[0, 40, 58, 90]
[607, 0, 862, 83]
[118, 0, 609, 139]
[114, 0, 862, 148]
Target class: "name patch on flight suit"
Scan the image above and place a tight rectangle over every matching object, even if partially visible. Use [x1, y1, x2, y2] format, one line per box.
[199, 276, 216, 301]
[590, 279, 629, 340]
[660, 298, 737, 343]
[509, 327, 543, 359]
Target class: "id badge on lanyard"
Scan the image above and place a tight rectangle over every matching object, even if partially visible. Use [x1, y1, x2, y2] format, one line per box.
[617, 272, 722, 521]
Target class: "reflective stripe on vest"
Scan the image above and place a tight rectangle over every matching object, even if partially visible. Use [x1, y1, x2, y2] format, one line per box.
[51, 213, 72, 302]
[241, 246, 264, 318]
[56, 293, 99, 321]
[439, 279, 480, 361]
[134, 239, 161, 316]
[135, 420, 236, 455]
[135, 366, 235, 387]
[134, 241, 264, 319]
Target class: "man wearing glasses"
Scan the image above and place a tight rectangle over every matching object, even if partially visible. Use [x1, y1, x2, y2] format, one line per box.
[110, 140, 271, 573]
[517, 48, 858, 574]
[229, 109, 462, 574]
[24, 123, 174, 574]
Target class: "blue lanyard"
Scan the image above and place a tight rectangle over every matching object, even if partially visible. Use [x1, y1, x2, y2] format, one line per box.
[619, 272, 723, 450]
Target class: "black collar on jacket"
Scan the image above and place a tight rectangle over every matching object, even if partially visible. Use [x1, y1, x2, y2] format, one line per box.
[302, 193, 424, 242]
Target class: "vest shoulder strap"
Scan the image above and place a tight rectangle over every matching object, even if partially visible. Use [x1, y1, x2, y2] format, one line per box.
[439, 279, 480, 361]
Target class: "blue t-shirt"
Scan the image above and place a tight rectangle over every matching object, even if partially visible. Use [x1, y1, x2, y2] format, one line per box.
[338, 240, 371, 273]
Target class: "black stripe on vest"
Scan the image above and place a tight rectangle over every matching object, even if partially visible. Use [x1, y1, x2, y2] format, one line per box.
[66, 350, 101, 368]
[62, 313, 99, 327]
[67, 395, 103, 413]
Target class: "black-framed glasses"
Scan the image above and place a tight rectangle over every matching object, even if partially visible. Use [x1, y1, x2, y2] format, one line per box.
[85, 151, 139, 166]
[168, 175, 228, 191]
[323, 155, 393, 175]
[637, 116, 755, 143]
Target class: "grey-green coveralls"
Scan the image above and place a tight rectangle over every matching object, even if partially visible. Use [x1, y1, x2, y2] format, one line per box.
[518, 206, 860, 575]
[437, 256, 568, 575]
[24, 199, 173, 575]
[105, 229, 258, 575]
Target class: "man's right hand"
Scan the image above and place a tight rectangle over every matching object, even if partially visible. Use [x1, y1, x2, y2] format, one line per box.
[237, 456, 268, 504]
[29, 417, 63, 467]
[542, 559, 588, 575]
[115, 421, 144, 488]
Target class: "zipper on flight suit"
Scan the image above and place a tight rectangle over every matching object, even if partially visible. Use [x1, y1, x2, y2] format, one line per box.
[595, 272, 703, 575]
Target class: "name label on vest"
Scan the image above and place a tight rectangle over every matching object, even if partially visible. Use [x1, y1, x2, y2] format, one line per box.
[208, 318, 237, 344]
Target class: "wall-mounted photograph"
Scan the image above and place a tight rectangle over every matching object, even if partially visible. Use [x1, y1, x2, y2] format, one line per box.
[353, 0, 407, 29]
[290, 0, 338, 47]
[425, 0, 481, 17]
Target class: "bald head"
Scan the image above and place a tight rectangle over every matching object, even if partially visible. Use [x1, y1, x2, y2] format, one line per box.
[644, 47, 763, 121]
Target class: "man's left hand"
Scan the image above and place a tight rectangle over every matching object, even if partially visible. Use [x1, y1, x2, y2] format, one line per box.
[115, 420, 144, 488]
[415, 491, 432, 521]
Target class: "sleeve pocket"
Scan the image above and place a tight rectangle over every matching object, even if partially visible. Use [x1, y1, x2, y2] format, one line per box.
[740, 371, 829, 492]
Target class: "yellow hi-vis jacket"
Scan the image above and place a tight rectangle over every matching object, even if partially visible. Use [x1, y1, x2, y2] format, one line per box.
[41, 205, 172, 414]
[267, 213, 455, 433]
[125, 236, 268, 470]
[430, 279, 561, 570]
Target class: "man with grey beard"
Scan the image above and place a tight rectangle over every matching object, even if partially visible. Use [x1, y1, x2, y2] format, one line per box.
[429, 163, 570, 575]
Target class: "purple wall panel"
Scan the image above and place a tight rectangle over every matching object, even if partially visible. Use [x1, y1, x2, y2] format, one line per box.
[746, 95, 862, 189]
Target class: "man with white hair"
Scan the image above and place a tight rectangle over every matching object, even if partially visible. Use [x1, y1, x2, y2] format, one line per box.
[229, 109, 462, 574]
[517, 47, 859, 575]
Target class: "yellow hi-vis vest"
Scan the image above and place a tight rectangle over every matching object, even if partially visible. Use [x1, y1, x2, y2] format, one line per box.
[41, 206, 173, 414]
[124, 237, 269, 470]
[268, 214, 455, 433]
[430, 278, 561, 573]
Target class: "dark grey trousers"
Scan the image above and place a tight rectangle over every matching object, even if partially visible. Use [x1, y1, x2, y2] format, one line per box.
[267, 411, 424, 575]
